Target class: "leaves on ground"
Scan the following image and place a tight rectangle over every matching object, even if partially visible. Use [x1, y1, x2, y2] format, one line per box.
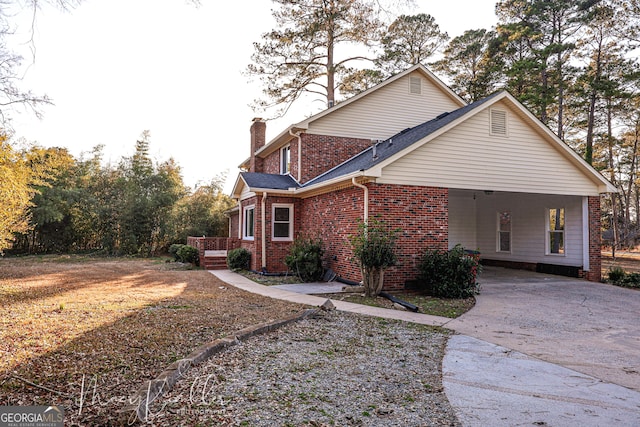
[0, 257, 303, 424]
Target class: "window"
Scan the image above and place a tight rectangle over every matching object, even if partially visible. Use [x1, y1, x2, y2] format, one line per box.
[547, 208, 565, 255]
[280, 145, 291, 174]
[497, 211, 511, 252]
[272, 204, 293, 241]
[490, 109, 508, 136]
[243, 205, 255, 240]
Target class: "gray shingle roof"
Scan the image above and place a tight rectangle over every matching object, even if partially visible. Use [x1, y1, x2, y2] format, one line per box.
[240, 172, 299, 190]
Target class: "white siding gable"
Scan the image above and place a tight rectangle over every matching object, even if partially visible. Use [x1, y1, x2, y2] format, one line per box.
[379, 100, 603, 196]
[307, 71, 462, 141]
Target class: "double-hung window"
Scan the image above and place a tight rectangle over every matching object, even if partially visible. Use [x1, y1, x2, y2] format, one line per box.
[243, 205, 255, 240]
[280, 145, 291, 175]
[497, 211, 511, 252]
[547, 208, 565, 255]
[272, 204, 293, 241]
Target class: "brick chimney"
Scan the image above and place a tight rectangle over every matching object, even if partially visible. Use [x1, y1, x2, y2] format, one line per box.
[249, 118, 266, 173]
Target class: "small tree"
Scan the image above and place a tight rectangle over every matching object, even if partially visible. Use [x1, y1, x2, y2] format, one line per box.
[349, 218, 398, 297]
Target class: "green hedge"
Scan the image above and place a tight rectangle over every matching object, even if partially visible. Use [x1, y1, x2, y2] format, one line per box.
[227, 248, 251, 271]
[417, 245, 480, 299]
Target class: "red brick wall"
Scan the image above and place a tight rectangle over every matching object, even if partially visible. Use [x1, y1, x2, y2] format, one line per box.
[262, 195, 299, 272]
[299, 134, 372, 184]
[298, 183, 449, 289]
[586, 195, 602, 282]
[299, 186, 366, 281]
[229, 211, 239, 240]
[368, 184, 449, 288]
[263, 150, 281, 175]
[255, 133, 371, 183]
[238, 195, 299, 273]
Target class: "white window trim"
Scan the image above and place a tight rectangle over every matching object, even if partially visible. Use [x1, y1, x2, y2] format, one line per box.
[280, 144, 291, 175]
[243, 205, 255, 241]
[490, 108, 508, 137]
[546, 207, 566, 256]
[496, 211, 512, 253]
[272, 203, 294, 241]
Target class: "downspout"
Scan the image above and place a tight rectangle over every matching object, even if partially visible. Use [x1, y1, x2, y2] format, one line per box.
[352, 177, 369, 224]
[261, 192, 267, 269]
[289, 129, 302, 182]
[237, 201, 242, 239]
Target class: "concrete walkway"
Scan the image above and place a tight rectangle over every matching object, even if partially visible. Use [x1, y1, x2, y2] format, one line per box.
[211, 269, 640, 426]
[212, 270, 451, 327]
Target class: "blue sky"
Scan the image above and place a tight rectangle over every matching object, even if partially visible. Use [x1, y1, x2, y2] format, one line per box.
[9, 0, 498, 192]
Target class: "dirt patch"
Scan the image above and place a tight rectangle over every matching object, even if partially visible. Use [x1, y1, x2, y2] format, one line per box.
[0, 256, 304, 424]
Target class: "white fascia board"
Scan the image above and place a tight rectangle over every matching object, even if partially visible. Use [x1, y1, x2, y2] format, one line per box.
[294, 170, 378, 195]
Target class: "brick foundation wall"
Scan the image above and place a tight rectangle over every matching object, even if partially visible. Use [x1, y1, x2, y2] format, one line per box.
[586, 195, 602, 282]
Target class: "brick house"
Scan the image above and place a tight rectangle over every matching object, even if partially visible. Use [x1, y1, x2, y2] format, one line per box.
[228, 64, 615, 287]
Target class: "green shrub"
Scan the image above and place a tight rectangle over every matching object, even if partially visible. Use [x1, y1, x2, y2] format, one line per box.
[168, 244, 183, 261]
[623, 272, 640, 288]
[417, 244, 480, 299]
[285, 236, 324, 282]
[227, 248, 251, 271]
[176, 245, 199, 265]
[608, 267, 640, 289]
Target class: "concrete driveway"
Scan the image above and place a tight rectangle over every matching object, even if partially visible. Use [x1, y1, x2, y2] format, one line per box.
[445, 266, 640, 392]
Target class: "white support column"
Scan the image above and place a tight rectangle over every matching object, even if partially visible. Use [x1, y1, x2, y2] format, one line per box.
[582, 196, 590, 272]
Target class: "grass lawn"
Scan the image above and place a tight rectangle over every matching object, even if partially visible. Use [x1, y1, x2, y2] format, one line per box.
[0, 255, 304, 424]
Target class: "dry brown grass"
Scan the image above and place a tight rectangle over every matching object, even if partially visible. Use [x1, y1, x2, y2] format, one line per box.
[0, 256, 304, 424]
[602, 253, 640, 275]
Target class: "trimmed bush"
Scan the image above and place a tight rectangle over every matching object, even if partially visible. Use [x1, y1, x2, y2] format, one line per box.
[417, 244, 480, 299]
[227, 247, 251, 271]
[176, 244, 199, 265]
[285, 236, 324, 282]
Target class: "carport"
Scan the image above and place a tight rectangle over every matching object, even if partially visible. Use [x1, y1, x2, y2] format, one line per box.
[448, 188, 599, 280]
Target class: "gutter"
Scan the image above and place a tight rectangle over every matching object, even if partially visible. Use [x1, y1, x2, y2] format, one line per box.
[351, 176, 369, 224]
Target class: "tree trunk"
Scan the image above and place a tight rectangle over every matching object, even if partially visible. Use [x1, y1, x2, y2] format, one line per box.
[362, 266, 385, 297]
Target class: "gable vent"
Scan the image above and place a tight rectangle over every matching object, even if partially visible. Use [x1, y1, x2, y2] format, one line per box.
[490, 109, 507, 136]
[409, 76, 421, 94]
